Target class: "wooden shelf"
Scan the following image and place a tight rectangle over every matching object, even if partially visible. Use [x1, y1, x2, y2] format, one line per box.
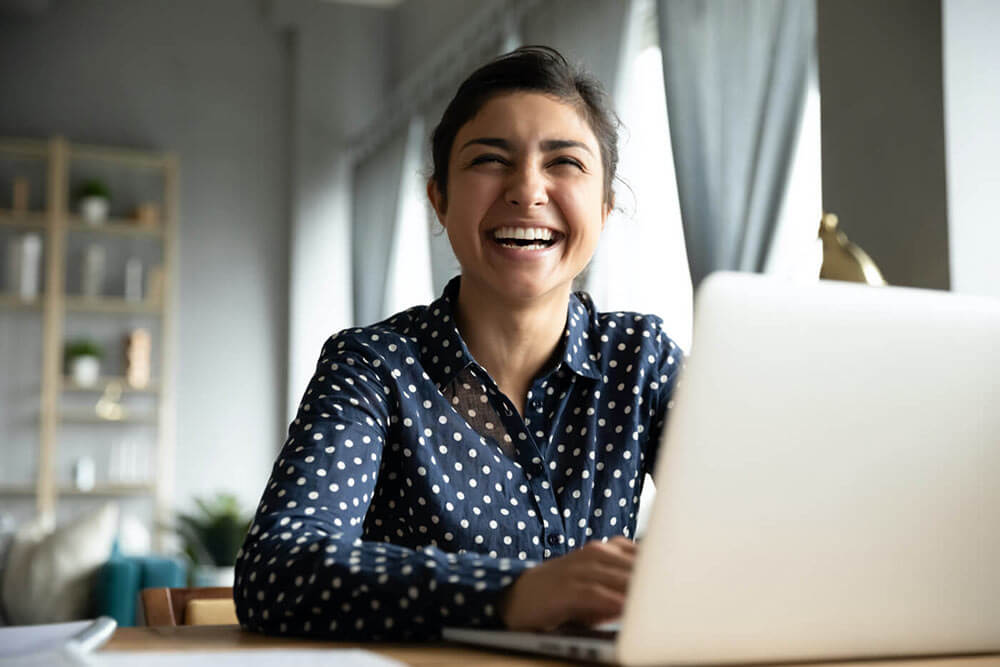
[62, 376, 160, 393]
[0, 483, 154, 497]
[0, 293, 44, 309]
[64, 296, 161, 314]
[66, 218, 164, 239]
[58, 483, 155, 497]
[0, 136, 48, 159]
[0, 210, 48, 229]
[0, 484, 36, 496]
[60, 410, 158, 425]
[69, 143, 169, 170]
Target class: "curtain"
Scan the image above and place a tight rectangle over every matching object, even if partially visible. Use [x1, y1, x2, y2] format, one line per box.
[351, 127, 409, 326]
[421, 95, 462, 297]
[383, 116, 435, 315]
[585, 0, 694, 352]
[520, 0, 632, 104]
[657, 0, 816, 288]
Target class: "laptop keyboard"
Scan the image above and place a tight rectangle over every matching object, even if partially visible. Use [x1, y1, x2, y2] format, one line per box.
[551, 624, 619, 641]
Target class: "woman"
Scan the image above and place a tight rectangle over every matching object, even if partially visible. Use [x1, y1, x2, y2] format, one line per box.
[235, 46, 683, 640]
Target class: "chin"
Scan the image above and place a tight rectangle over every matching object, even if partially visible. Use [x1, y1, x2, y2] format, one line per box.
[492, 275, 572, 303]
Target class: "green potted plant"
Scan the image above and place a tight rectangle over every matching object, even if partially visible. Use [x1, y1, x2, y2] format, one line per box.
[64, 338, 103, 387]
[76, 179, 111, 224]
[174, 493, 252, 587]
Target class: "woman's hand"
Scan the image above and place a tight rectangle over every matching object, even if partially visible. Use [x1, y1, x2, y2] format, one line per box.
[499, 537, 638, 631]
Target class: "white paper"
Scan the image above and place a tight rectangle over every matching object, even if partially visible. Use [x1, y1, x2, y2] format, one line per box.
[0, 621, 94, 658]
[0, 647, 91, 667]
[92, 650, 404, 667]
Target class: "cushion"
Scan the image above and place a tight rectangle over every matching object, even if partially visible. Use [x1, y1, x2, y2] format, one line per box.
[2, 503, 119, 624]
[94, 552, 141, 626]
[185, 598, 238, 625]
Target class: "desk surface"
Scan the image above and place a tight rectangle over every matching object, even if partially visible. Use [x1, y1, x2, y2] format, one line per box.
[103, 625, 569, 666]
[104, 625, 1000, 667]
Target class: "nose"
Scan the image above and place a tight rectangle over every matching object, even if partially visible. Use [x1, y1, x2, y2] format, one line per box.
[504, 162, 548, 209]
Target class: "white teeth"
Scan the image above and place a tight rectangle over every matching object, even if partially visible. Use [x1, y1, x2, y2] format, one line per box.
[492, 226, 554, 241]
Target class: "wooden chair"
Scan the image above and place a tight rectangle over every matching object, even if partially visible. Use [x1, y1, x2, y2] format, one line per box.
[139, 586, 238, 626]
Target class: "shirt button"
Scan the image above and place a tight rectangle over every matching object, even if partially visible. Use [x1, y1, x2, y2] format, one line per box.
[547, 534, 561, 546]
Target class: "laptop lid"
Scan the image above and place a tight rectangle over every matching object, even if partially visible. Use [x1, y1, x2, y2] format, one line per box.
[618, 272, 1000, 665]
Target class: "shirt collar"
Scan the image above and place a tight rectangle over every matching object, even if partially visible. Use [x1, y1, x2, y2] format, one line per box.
[416, 277, 603, 389]
[417, 276, 476, 390]
[561, 291, 603, 381]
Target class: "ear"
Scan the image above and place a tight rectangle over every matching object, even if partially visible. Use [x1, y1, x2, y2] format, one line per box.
[601, 193, 614, 231]
[427, 179, 447, 225]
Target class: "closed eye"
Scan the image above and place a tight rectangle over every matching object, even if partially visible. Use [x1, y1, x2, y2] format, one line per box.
[549, 156, 586, 171]
[468, 154, 509, 167]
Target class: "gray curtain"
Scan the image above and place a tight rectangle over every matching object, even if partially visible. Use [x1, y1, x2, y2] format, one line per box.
[657, 0, 815, 287]
[520, 0, 632, 99]
[351, 128, 408, 326]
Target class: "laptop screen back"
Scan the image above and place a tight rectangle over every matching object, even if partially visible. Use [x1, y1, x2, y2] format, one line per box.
[619, 273, 1000, 665]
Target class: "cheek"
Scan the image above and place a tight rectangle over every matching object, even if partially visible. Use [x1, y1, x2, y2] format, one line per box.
[447, 173, 502, 221]
[555, 188, 605, 239]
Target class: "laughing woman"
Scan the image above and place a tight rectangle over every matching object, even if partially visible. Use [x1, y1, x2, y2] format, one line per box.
[235, 46, 683, 639]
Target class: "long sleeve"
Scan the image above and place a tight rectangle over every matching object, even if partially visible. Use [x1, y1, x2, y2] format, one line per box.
[642, 321, 685, 480]
[234, 334, 534, 640]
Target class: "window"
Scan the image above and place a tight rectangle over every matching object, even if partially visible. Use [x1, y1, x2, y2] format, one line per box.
[584, 0, 693, 353]
[384, 117, 435, 316]
[763, 50, 823, 282]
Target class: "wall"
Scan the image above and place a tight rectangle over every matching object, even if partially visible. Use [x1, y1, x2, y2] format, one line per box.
[942, 0, 1000, 299]
[390, 0, 504, 88]
[270, 0, 392, 421]
[817, 0, 950, 290]
[0, 0, 289, 519]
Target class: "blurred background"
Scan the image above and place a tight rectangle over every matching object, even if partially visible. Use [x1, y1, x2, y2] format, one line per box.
[0, 0, 997, 620]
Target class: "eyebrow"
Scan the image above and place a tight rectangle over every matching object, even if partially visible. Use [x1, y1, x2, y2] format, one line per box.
[459, 137, 594, 156]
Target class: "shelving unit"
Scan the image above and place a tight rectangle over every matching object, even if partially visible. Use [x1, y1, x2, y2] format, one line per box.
[0, 136, 177, 545]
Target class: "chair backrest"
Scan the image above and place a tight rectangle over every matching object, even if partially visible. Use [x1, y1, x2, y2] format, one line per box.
[139, 586, 236, 626]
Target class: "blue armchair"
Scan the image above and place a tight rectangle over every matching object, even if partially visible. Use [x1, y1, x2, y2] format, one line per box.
[95, 544, 187, 626]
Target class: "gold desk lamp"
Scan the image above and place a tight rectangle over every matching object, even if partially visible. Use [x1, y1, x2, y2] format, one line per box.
[818, 213, 886, 286]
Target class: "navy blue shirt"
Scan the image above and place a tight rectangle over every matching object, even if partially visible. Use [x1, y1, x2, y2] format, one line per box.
[235, 277, 683, 640]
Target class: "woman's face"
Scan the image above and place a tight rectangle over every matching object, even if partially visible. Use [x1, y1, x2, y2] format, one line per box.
[429, 92, 610, 305]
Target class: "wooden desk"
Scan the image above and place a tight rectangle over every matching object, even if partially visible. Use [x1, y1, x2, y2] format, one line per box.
[103, 625, 1000, 667]
[102, 624, 569, 665]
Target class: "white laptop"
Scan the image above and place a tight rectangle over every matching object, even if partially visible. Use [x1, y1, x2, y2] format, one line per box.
[444, 272, 1000, 665]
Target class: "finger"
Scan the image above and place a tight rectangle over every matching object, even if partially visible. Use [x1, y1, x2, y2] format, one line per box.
[607, 536, 639, 553]
[584, 562, 631, 594]
[567, 582, 626, 625]
[584, 541, 637, 571]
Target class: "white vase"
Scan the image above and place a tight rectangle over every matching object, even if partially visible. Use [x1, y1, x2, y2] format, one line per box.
[6, 234, 42, 300]
[70, 355, 100, 386]
[81, 244, 106, 298]
[79, 196, 109, 224]
[192, 564, 235, 588]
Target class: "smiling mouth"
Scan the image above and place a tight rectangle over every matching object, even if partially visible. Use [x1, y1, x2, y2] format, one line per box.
[490, 226, 563, 250]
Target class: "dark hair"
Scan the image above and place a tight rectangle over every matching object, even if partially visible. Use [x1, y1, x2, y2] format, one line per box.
[430, 45, 620, 207]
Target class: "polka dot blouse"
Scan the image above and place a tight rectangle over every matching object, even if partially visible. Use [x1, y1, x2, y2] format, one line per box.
[235, 276, 683, 640]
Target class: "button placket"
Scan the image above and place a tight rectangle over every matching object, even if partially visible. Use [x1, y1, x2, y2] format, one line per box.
[479, 368, 569, 558]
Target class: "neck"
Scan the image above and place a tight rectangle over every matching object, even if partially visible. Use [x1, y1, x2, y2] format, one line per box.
[454, 276, 570, 416]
